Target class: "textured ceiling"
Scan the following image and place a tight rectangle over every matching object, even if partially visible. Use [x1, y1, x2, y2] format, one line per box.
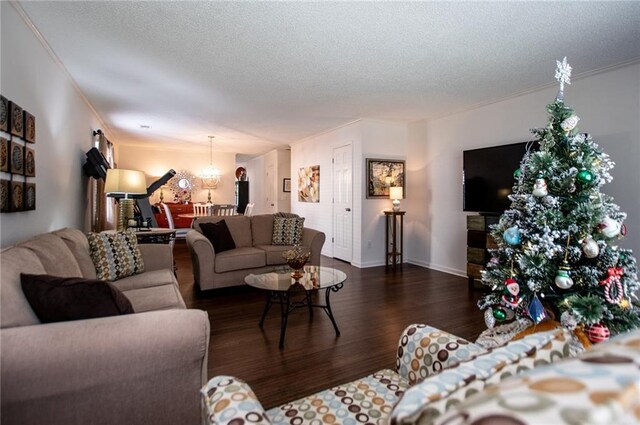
[18, 1, 640, 155]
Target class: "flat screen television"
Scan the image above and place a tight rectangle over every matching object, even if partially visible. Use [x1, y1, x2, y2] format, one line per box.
[463, 142, 534, 214]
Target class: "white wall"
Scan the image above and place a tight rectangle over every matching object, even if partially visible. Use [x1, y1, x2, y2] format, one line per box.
[291, 119, 408, 267]
[276, 149, 291, 213]
[117, 145, 236, 205]
[246, 154, 266, 214]
[0, 3, 104, 247]
[360, 120, 408, 267]
[408, 63, 640, 276]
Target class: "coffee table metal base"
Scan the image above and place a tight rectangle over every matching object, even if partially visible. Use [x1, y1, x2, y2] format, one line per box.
[258, 283, 343, 349]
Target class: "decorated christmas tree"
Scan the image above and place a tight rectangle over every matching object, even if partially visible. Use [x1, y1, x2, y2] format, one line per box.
[479, 58, 640, 343]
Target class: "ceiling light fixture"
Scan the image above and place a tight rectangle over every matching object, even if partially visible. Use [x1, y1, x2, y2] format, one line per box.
[201, 136, 222, 203]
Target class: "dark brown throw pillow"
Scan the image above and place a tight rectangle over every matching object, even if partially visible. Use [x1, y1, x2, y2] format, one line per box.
[21, 273, 134, 323]
[200, 220, 236, 253]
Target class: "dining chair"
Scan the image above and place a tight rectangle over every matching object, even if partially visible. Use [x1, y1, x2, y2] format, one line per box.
[193, 203, 209, 216]
[215, 205, 236, 216]
[159, 203, 178, 248]
[244, 203, 255, 217]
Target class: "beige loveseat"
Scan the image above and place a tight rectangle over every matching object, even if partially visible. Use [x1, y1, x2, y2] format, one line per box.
[186, 214, 326, 291]
[0, 228, 210, 425]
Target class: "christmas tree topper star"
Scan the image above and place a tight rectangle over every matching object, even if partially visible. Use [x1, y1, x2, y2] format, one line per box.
[555, 57, 572, 101]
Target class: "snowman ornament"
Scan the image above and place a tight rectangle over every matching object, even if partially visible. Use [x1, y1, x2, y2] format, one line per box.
[532, 176, 548, 197]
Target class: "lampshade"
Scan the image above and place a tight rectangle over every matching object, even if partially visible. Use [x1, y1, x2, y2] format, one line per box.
[104, 169, 147, 197]
[389, 186, 403, 200]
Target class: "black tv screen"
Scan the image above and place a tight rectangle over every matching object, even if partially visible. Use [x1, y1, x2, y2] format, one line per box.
[463, 142, 530, 214]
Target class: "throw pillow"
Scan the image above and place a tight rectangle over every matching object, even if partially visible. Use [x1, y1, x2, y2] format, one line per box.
[272, 216, 304, 246]
[21, 273, 134, 323]
[200, 220, 236, 253]
[390, 328, 574, 425]
[435, 328, 640, 425]
[87, 230, 145, 281]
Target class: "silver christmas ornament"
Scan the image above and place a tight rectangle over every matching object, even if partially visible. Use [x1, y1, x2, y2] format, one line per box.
[581, 235, 599, 258]
[561, 115, 580, 133]
[560, 311, 578, 330]
[484, 308, 496, 329]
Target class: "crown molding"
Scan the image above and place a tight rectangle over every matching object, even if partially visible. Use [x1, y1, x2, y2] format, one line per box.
[10, 1, 114, 140]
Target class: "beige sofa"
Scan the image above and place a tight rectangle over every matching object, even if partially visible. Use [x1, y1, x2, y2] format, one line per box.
[186, 214, 326, 291]
[0, 228, 210, 425]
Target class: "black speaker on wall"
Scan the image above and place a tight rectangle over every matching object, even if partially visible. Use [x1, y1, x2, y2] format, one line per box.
[235, 181, 249, 214]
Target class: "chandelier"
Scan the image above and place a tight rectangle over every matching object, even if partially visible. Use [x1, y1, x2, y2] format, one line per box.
[201, 136, 221, 194]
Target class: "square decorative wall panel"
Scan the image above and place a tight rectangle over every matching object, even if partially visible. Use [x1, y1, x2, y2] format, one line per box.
[24, 182, 36, 211]
[24, 110, 36, 143]
[24, 146, 35, 177]
[0, 95, 8, 132]
[10, 140, 24, 174]
[0, 179, 9, 213]
[10, 178, 24, 212]
[9, 101, 23, 138]
[0, 137, 8, 172]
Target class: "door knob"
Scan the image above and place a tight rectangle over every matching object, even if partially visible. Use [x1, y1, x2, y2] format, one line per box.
[345, 208, 351, 212]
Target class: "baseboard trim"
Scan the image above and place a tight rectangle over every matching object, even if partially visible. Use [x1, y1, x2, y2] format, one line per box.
[406, 259, 467, 278]
[351, 260, 387, 268]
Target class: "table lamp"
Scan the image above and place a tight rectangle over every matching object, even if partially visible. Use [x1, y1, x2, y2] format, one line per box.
[389, 186, 403, 212]
[104, 169, 147, 231]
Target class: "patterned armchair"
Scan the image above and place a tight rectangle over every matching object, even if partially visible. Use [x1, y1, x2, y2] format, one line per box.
[201, 324, 578, 425]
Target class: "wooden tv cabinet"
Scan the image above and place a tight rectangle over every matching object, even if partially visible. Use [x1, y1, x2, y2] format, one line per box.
[466, 215, 498, 289]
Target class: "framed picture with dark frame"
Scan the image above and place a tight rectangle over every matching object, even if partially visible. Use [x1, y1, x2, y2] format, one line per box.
[283, 178, 291, 193]
[366, 158, 405, 198]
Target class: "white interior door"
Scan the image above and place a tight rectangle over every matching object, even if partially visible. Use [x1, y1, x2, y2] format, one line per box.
[333, 144, 353, 262]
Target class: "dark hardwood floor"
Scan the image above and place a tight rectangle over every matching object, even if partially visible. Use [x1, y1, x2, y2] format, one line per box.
[174, 241, 486, 409]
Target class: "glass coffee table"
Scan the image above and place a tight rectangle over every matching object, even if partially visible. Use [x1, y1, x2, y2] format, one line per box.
[245, 265, 347, 349]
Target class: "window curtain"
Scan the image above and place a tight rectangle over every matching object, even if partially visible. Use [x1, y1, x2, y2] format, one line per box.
[90, 131, 115, 232]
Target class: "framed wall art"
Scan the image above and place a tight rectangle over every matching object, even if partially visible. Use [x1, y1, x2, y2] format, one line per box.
[283, 178, 291, 193]
[9, 101, 23, 138]
[0, 95, 8, 132]
[24, 146, 35, 177]
[0, 137, 8, 172]
[10, 141, 24, 174]
[24, 182, 36, 211]
[297, 165, 319, 203]
[0, 179, 9, 213]
[366, 158, 405, 198]
[24, 110, 35, 143]
[10, 178, 24, 212]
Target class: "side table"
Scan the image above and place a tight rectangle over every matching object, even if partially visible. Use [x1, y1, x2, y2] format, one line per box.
[134, 228, 176, 244]
[384, 211, 405, 270]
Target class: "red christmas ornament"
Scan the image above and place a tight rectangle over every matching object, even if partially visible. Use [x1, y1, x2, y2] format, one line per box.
[585, 323, 610, 343]
[620, 224, 627, 237]
[599, 267, 623, 286]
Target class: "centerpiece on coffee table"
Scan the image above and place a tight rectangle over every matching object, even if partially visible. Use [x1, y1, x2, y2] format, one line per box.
[282, 246, 310, 280]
